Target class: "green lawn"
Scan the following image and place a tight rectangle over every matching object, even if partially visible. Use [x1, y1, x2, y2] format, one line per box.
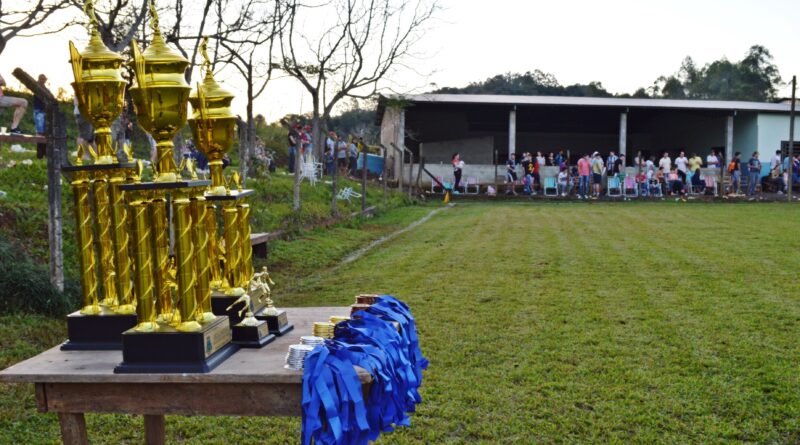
[3, 202, 800, 444]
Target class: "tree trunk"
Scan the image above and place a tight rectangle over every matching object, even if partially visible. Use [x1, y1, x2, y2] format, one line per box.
[361, 138, 367, 211]
[293, 142, 301, 211]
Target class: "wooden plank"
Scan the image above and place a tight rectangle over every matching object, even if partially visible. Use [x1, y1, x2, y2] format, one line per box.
[0, 134, 46, 144]
[35, 382, 47, 413]
[144, 414, 165, 445]
[57, 412, 89, 445]
[45, 382, 303, 416]
[0, 307, 358, 385]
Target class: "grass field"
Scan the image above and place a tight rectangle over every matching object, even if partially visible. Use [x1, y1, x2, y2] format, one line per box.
[3, 201, 800, 444]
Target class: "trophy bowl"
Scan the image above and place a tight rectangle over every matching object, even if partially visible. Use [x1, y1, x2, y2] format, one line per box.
[129, 85, 191, 140]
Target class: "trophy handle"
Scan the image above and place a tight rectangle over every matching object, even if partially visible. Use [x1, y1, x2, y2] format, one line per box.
[69, 41, 82, 83]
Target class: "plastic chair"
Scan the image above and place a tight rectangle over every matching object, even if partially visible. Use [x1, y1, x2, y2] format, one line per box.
[543, 176, 558, 196]
[607, 176, 622, 197]
[649, 179, 663, 197]
[623, 176, 638, 198]
[300, 162, 319, 186]
[336, 186, 362, 202]
[465, 176, 480, 194]
[704, 176, 717, 195]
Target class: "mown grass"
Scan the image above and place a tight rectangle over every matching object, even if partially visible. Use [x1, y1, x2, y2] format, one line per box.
[3, 202, 800, 444]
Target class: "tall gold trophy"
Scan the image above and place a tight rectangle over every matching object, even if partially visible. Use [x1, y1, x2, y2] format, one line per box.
[187, 38, 288, 347]
[114, 1, 235, 373]
[61, 0, 138, 350]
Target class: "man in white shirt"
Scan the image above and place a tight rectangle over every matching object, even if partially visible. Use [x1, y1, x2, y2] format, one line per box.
[675, 151, 689, 174]
[658, 152, 672, 176]
[706, 150, 720, 169]
[770, 150, 782, 172]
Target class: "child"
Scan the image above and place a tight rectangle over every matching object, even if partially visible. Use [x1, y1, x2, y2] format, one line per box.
[557, 168, 568, 197]
[636, 172, 648, 197]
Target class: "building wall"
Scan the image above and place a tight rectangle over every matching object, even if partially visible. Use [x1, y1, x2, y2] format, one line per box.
[421, 136, 494, 164]
[645, 112, 726, 156]
[757, 113, 799, 156]
[733, 112, 758, 159]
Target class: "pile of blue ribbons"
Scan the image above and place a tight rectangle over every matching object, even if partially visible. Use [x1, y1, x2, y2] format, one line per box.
[301, 295, 429, 445]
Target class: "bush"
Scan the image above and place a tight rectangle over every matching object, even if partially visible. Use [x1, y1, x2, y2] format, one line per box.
[0, 235, 79, 316]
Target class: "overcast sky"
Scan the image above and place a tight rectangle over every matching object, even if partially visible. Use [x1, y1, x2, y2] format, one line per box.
[3, 0, 799, 121]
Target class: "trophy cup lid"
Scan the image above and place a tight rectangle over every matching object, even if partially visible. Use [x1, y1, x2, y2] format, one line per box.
[69, 0, 125, 82]
[136, 1, 189, 68]
[189, 37, 234, 110]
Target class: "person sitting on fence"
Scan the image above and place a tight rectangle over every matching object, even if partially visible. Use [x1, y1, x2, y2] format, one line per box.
[557, 167, 569, 197]
[0, 74, 27, 135]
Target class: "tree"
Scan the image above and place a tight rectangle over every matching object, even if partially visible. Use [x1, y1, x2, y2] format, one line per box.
[0, 0, 73, 55]
[71, 0, 149, 52]
[213, 0, 284, 182]
[279, 0, 439, 211]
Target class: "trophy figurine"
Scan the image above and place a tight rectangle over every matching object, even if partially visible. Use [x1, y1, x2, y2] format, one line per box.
[254, 267, 294, 336]
[225, 281, 276, 348]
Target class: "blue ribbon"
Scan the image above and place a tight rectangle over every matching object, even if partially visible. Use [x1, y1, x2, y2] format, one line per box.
[301, 295, 428, 444]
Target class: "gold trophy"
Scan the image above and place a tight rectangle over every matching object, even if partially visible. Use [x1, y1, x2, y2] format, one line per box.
[114, 2, 235, 373]
[225, 277, 276, 348]
[187, 37, 270, 328]
[60, 0, 138, 350]
[254, 266, 294, 336]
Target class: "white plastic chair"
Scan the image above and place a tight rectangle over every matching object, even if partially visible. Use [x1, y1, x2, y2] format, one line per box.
[300, 162, 319, 186]
[464, 176, 480, 194]
[336, 186, 362, 202]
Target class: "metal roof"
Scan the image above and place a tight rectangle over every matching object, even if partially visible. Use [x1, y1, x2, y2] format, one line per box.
[393, 94, 792, 113]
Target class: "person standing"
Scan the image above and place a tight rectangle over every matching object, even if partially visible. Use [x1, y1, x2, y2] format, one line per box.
[336, 137, 348, 176]
[536, 151, 546, 168]
[32, 74, 47, 135]
[606, 151, 618, 176]
[577, 154, 591, 199]
[520, 152, 532, 195]
[706, 149, 721, 169]
[615, 154, 626, 184]
[452, 153, 464, 192]
[348, 135, 359, 178]
[591, 151, 604, 198]
[747, 151, 761, 197]
[728, 152, 742, 195]
[506, 153, 518, 195]
[658, 152, 672, 179]
[675, 150, 689, 185]
[287, 123, 299, 173]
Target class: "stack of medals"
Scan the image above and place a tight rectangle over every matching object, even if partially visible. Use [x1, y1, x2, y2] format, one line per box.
[285, 344, 314, 370]
[312, 322, 336, 339]
[350, 294, 378, 316]
[330, 316, 350, 325]
[300, 336, 325, 347]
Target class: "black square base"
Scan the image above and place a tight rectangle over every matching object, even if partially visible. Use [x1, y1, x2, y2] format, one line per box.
[211, 292, 266, 327]
[254, 309, 294, 336]
[61, 309, 138, 351]
[114, 316, 237, 373]
[231, 319, 277, 348]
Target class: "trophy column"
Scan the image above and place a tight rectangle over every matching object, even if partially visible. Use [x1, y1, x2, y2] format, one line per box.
[150, 194, 173, 323]
[129, 190, 157, 332]
[172, 189, 201, 332]
[109, 169, 135, 314]
[72, 169, 100, 315]
[237, 201, 254, 285]
[191, 191, 215, 322]
[93, 170, 118, 308]
[222, 202, 243, 295]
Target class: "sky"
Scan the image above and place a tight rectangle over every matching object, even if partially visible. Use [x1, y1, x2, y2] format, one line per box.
[2, 0, 799, 122]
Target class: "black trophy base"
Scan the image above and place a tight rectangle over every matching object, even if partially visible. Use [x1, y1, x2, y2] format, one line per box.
[114, 316, 238, 374]
[255, 309, 294, 336]
[231, 319, 277, 348]
[211, 292, 266, 327]
[61, 309, 138, 351]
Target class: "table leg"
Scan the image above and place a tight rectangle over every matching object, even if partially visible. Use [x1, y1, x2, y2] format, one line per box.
[144, 414, 165, 445]
[57, 412, 88, 445]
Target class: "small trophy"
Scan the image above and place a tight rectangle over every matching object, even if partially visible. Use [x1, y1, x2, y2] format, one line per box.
[226, 287, 275, 348]
[254, 267, 294, 336]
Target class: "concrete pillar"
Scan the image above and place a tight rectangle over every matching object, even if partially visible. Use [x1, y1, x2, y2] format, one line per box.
[725, 115, 734, 162]
[508, 108, 516, 158]
[619, 112, 627, 158]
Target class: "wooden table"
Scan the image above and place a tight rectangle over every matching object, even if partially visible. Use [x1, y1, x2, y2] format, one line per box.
[0, 307, 368, 445]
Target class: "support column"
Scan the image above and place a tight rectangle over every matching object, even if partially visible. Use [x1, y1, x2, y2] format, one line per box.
[725, 115, 734, 163]
[619, 112, 628, 158]
[508, 108, 517, 158]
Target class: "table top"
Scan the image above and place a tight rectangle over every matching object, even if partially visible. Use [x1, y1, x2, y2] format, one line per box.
[0, 307, 352, 385]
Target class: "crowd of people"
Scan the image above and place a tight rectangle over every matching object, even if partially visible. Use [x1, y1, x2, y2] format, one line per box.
[286, 122, 366, 179]
[449, 148, 799, 200]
